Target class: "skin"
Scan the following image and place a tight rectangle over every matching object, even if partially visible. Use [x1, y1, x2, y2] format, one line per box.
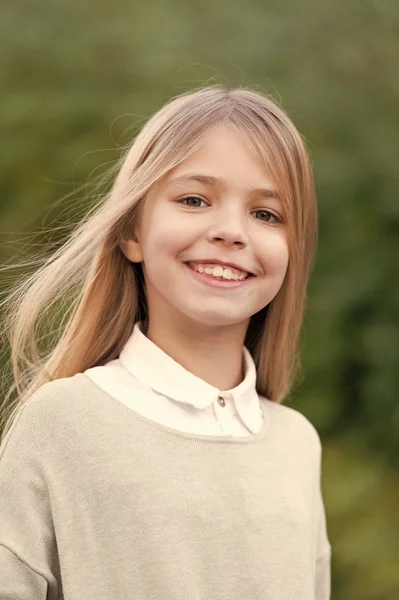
[120, 124, 289, 391]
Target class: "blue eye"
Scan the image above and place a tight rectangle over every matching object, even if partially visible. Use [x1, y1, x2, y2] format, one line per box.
[177, 197, 282, 224]
[254, 210, 281, 224]
[178, 196, 206, 207]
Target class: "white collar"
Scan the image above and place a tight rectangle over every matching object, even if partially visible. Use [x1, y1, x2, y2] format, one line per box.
[118, 322, 263, 434]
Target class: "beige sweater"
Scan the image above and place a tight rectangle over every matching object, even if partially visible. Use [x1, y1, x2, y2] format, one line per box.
[0, 373, 331, 599]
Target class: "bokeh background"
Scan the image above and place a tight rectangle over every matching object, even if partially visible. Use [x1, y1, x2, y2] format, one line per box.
[1, 1, 398, 597]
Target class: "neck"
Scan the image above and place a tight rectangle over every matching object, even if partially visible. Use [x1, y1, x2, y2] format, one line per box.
[144, 316, 249, 391]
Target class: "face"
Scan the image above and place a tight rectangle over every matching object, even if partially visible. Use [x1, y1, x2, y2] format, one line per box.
[121, 125, 289, 338]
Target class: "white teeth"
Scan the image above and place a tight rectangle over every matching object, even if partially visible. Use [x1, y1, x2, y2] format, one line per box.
[213, 265, 224, 277]
[222, 268, 233, 280]
[193, 264, 247, 281]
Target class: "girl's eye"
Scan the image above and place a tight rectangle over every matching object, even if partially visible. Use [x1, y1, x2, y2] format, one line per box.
[253, 210, 281, 224]
[177, 197, 282, 224]
[178, 196, 207, 207]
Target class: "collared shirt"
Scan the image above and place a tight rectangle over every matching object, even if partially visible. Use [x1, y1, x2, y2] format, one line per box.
[84, 321, 264, 437]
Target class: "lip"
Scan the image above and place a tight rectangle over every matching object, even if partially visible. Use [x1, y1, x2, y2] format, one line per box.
[187, 259, 254, 277]
[184, 262, 255, 289]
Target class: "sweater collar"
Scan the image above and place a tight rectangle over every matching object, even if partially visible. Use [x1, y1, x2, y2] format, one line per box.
[118, 321, 263, 434]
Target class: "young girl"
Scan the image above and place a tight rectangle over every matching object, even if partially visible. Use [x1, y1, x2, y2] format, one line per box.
[0, 85, 331, 599]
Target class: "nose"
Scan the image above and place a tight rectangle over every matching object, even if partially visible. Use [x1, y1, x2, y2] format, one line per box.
[206, 207, 248, 248]
[208, 220, 248, 248]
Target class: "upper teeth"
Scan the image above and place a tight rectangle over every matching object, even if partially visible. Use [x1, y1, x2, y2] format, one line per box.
[192, 264, 247, 280]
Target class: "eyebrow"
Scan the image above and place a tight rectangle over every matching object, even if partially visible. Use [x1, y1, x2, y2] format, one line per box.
[166, 174, 281, 201]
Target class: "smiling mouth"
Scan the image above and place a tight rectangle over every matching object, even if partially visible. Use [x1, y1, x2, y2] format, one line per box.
[183, 262, 255, 287]
[186, 262, 253, 281]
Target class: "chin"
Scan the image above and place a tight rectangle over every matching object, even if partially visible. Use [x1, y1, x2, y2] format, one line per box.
[185, 310, 250, 329]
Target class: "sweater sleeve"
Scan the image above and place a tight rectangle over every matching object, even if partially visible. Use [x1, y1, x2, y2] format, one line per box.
[314, 445, 332, 600]
[0, 397, 62, 600]
[315, 550, 331, 600]
[0, 545, 49, 598]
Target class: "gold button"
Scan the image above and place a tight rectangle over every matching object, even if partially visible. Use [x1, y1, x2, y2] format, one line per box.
[217, 396, 226, 407]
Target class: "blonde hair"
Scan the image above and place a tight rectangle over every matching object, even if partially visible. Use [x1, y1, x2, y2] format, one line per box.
[0, 84, 317, 443]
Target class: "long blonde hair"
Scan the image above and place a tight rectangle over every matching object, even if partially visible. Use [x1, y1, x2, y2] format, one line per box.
[0, 84, 317, 443]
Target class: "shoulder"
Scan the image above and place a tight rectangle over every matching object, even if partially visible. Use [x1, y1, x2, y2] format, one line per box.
[21, 373, 94, 417]
[260, 396, 322, 452]
[1, 374, 99, 456]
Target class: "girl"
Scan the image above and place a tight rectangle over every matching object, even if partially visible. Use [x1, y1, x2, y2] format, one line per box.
[0, 85, 331, 599]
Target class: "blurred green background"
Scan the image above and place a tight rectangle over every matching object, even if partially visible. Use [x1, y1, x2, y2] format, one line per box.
[1, 0, 398, 597]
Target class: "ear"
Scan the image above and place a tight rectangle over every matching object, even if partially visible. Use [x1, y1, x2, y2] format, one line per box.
[120, 237, 143, 263]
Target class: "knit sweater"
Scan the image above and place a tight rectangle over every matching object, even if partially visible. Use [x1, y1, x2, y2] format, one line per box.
[0, 371, 331, 599]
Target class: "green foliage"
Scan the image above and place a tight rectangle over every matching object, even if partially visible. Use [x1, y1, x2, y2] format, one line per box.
[1, 0, 398, 596]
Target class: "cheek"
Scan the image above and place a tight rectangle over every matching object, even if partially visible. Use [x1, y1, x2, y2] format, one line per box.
[259, 234, 289, 277]
[141, 216, 193, 267]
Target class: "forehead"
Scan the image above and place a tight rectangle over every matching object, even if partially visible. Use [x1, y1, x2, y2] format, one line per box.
[163, 125, 279, 193]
